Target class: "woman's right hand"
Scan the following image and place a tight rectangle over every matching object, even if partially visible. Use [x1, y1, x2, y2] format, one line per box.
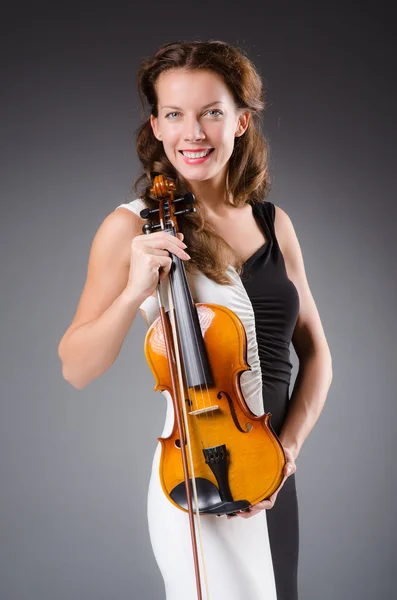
[126, 230, 191, 300]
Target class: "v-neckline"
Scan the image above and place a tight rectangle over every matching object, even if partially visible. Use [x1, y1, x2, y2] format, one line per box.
[242, 239, 270, 267]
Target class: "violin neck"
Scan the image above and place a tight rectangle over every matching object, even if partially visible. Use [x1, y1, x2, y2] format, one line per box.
[168, 248, 213, 389]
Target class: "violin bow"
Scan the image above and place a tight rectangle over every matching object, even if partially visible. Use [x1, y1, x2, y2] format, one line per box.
[143, 175, 210, 600]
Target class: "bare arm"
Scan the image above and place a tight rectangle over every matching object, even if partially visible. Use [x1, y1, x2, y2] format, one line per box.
[59, 288, 146, 390]
[274, 206, 333, 461]
[58, 208, 146, 389]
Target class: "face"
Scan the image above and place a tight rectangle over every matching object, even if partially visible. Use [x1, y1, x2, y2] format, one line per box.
[150, 69, 250, 186]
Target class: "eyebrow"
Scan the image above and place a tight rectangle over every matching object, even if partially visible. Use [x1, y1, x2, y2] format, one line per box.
[160, 101, 225, 111]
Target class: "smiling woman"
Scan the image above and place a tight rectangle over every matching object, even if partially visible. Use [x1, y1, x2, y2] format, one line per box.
[134, 41, 270, 284]
[59, 39, 332, 600]
[128, 41, 306, 600]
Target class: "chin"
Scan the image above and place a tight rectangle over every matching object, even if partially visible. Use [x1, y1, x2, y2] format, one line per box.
[175, 166, 214, 182]
[183, 171, 214, 182]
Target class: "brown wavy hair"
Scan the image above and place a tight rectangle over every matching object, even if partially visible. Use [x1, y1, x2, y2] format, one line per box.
[133, 40, 271, 285]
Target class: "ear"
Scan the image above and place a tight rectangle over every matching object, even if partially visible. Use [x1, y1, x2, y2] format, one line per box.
[235, 111, 251, 137]
[150, 114, 162, 141]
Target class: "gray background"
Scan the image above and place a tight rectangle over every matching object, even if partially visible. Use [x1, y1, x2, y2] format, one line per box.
[1, 2, 396, 599]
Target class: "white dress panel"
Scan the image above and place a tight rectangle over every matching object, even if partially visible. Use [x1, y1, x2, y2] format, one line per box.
[116, 200, 277, 600]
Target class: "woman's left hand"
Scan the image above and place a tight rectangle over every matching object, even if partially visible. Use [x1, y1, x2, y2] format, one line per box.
[226, 447, 296, 520]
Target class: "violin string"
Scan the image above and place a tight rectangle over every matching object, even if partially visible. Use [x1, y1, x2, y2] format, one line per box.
[168, 258, 208, 445]
[166, 279, 211, 600]
[175, 283, 211, 447]
[171, 258, 219, 450]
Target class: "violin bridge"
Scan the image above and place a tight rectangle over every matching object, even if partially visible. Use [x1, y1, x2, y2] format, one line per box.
[189, 405, 220, 416]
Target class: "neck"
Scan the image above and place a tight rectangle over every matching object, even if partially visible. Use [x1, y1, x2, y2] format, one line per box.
[187, 169, 235, 218]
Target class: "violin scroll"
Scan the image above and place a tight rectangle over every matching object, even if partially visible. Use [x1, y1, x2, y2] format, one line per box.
[140, 174, 196, 234]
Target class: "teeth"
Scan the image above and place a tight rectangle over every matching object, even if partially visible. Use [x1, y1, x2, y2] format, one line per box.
[181, 149, 212, 158]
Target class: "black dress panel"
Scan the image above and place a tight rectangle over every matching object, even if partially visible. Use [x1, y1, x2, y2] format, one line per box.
[241, 201, 300, 600]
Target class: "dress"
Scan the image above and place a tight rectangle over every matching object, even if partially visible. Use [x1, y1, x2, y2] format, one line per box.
[116, 198, 300, 600]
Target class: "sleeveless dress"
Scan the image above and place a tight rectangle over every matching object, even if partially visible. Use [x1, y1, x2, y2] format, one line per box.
[116, 198, 301, 600]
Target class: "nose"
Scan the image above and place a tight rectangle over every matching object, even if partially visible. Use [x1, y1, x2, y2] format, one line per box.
[183, 116, 205, 142]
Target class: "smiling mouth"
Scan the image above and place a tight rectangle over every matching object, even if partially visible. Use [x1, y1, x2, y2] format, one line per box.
[179, 149, 214, 159]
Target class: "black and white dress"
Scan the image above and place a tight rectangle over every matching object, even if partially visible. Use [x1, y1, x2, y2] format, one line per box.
[116, 198, 300, 600]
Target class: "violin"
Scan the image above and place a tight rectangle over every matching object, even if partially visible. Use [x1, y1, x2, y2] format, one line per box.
[140, 174, 286, 600]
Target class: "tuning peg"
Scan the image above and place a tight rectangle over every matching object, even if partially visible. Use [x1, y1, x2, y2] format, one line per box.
[183, 192, 195, 205]
[140, 207, 159, 220]
[173, 192, 196, 205]
[142, 223, 152, 235]
[141, 222, 163, 235]
[174, 206, 196, 216]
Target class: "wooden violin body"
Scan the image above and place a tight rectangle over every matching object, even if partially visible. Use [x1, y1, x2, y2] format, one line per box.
[145, 301, 286, 515]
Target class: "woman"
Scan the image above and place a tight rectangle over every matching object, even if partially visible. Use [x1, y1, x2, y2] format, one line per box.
[58, 40, 333, 600]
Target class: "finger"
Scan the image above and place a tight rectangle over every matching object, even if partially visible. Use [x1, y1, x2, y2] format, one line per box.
[226, 511, 256, 520]
[144, 231, 188, 250]
[282, 448, 297, 473]
[242, 507, 265, 518]
[259, 498, 277, 510]
[284, 460, 296, 477]
[144, 247, 191, 264]
[285, 464, 293, 476]
[240, 501, 273, 514]
[152, 255, 172, 281]
[155, 255, 172, 268]
[144, 239, 190, 261]
[273, 475, 287, 494]
[144, 248, 171, 257]
[232, 511, 256, 519]
[235, 508, 254, 519]
[139, 244, 190, 260]
[258, 498, 275, 507]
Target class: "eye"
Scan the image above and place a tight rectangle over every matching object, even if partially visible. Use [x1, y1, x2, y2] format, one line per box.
[206, 109, 223, 117]
[165, 111, 181, 119]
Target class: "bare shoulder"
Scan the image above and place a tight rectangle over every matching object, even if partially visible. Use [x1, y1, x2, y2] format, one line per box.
[59, 206, 145, 346]
[273, 204, 331, 360]
[100, 206, 145, 257]
[87, 205, 148, 273]
[273, 205, 300, 270]
[273, 204, 311, 288]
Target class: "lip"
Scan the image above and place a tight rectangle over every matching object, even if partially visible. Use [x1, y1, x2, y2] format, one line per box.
[179, 148, 213, 152]
[179, 148, 214, 165]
